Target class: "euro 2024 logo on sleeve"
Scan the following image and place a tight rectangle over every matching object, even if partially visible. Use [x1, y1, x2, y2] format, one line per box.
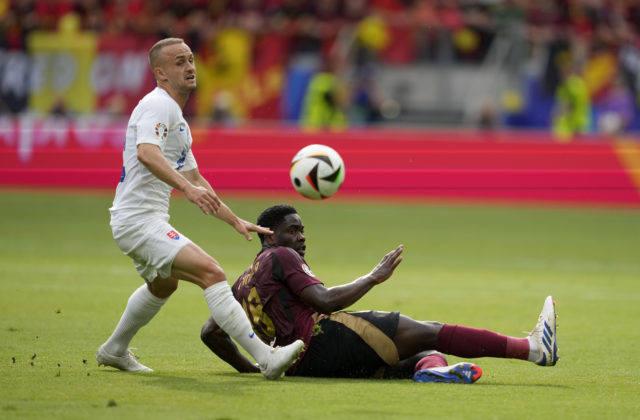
[301, 263, 314, 277]
[155, 122, 168, 140]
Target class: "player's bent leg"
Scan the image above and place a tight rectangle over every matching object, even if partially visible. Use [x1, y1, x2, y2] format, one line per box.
[146, 276, 179, 299]
[392, 315, 443, 360]
[414, 352, 448, 371]
[171, 243, 226, 289]
[201, 281, 305, 379]
[173, 244, 304, 379]
[383, 351, 435, 379]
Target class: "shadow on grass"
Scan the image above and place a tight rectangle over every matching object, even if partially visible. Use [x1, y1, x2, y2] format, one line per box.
[136, 371, 288, 395]
[133, 371, 572, 392]
[470, 382, 572, 389]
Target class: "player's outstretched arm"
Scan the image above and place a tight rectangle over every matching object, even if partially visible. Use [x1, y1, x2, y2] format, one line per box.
[184, 169, 273, 241]
[137, 144, 221, 215]
[200, 317, 260, 373]
[300, 245, 404, 314]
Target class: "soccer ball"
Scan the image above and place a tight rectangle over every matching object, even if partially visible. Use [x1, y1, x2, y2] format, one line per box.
[289, 144, 345, 199]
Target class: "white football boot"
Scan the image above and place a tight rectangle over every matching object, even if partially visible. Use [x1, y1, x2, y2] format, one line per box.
[260, 339, 305, 380]
[96, 345, 153, 372]
[528, 296, 559, 366]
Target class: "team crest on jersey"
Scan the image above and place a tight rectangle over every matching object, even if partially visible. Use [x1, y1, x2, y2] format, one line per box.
[155, 123, 168, 140]
[301, 263, 314, 277]
[166, 230, 180, 240]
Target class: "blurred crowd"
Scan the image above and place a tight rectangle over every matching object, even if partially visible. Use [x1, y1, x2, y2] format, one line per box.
[2, 0, 640, 136]
[2, 1, 637, 57]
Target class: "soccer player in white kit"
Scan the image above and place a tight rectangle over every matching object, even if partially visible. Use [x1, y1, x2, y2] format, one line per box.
[96, 38, 304, 380]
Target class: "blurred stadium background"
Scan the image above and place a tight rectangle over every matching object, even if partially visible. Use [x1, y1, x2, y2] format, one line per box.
[2, 4, 640, 418]
[1, 0, 640, 206]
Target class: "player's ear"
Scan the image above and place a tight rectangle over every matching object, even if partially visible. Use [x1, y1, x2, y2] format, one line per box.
[154, 66, 166, 81]
[264, 233, 276, 246]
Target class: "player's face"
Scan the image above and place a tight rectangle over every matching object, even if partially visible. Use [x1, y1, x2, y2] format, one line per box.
[158, 42, 196, 93]
[273, 214, 306, 257]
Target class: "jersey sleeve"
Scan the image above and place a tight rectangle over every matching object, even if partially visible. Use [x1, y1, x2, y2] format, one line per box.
[178, 148, 197, 172]
[274, 247, 323, 295]
[135, 97, 174, 149]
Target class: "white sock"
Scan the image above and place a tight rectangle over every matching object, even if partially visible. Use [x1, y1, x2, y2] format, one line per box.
[102, 284, 168, 355]
[203, 282, 271, 365]
[527, 336, 540, 362]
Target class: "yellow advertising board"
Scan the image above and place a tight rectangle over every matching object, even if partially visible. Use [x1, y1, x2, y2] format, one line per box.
[27, 14, 97, 114]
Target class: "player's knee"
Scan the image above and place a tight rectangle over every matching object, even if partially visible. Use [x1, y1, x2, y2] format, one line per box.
[147, 277, 179, 298]
[200, 259, 226, 287]
[420, 321, 443, 340]
[165, 279, 179, 294]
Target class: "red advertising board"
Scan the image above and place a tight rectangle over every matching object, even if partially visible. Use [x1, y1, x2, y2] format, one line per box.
[1, 119, 639, 206]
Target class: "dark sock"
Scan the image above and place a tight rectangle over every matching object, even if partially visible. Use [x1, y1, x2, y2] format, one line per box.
[414, 353, 448, 372]
[436, 324, 529, 360]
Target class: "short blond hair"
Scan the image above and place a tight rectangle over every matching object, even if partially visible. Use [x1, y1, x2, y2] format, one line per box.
[148, 38, 185, 70]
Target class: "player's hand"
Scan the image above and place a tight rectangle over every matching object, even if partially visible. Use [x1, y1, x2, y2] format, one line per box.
[367, 245, 404, 284]
[184, 184, 221, 215]
[233, 218, 274, 241]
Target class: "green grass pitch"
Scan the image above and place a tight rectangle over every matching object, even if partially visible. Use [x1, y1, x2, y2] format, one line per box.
[1, 189, 639, 419]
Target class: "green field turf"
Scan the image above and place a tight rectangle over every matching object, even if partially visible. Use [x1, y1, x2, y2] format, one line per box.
[1, 189, 639, 419]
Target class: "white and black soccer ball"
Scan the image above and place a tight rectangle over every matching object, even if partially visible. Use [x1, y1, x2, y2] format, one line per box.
[289, 144, 345, 199]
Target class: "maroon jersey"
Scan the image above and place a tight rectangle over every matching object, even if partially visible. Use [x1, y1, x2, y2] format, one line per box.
[232, 247, 323, 348]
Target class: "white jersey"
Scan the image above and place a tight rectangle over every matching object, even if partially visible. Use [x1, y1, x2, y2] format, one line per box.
[110, 87, 198, 226]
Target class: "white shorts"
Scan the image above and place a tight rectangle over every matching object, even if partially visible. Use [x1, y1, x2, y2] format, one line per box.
[112, 219, 193, 283]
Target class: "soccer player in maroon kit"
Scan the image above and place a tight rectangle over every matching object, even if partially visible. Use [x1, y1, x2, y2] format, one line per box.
[201, 205, 559, 383]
